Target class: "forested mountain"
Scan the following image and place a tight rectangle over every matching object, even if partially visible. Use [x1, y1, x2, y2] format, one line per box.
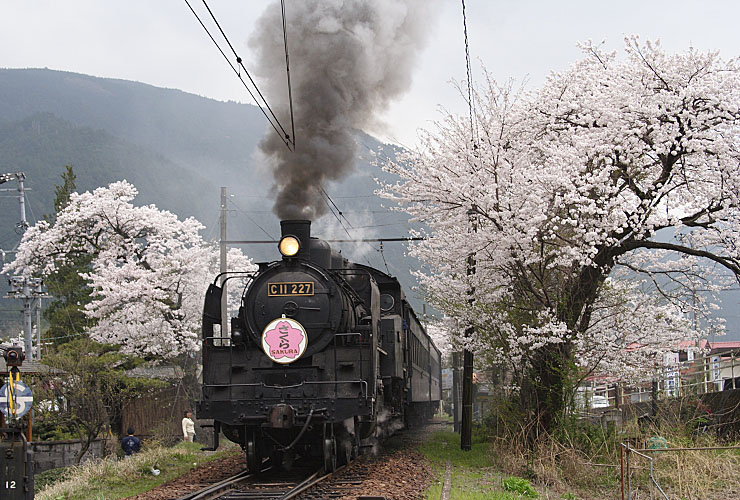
[0, 112, 214, 220]
[0, 68, 421, 335]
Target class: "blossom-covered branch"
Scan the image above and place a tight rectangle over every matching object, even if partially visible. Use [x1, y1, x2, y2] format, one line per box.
[381, 38, 740, 431]
[3, 181, 256, 357]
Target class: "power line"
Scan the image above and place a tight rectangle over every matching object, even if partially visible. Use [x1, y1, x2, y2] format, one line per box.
[223, 237, 425, 244]
[320, 189, 353, 239]
[280, 0, 296, 149]
[41, 331, 89, 342]
[320, 187, 356, 230]
[379, 241, 390, 275]
[183, 0, 295, 150]
[461, 0, 478, 146]
[353, 222, 414, 229]
[317, 188, 383, 267]
[227, 198, 276, 240]
[204, 212, 221, 242]
[210, 209, 398, 215]
[24, 191, 37, 227]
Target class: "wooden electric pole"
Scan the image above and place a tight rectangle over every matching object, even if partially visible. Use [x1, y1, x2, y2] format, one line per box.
[220, 187, 228, 338]
[452, 351, 461, 432]
[461, 205, 477, 451]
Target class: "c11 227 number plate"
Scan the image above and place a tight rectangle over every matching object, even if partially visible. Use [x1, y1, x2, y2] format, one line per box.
[268, 282, 314, 296]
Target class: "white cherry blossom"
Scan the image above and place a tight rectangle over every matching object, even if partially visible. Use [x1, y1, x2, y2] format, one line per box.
[4, 181, 256, 358]
[381, 39, 740, 412]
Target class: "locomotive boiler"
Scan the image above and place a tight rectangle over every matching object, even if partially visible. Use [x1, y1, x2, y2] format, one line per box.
[197, 220, 441, 472]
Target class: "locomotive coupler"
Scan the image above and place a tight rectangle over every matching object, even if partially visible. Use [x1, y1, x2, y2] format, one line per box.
[268, 404, 295, 429]
[281, 408, 315, 452]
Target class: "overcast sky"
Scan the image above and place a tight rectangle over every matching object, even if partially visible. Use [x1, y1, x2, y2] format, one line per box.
[3, 0, 740, 147]
[2, 1, 740, 334]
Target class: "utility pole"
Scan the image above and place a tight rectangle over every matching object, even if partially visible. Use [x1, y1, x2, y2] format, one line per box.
[219, 187, 228, 338]
[452, 351, 461, 432]
[6, 278, 47, 361]
[1, 172, 47, 360]
[36, 295, 42, 359]
[461, 205, 477, 451]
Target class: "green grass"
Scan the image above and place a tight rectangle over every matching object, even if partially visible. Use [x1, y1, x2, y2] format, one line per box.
[420, 431, 541, 499]
[420, 431, 493, 468]
[36, 441, 240, 500]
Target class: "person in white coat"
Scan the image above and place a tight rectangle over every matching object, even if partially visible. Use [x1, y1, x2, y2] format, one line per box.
[182, 410, 195, 442]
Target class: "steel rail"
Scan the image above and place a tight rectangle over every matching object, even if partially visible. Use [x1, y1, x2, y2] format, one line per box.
[281, 464, 347, 500]
[174, 469, 252, 500]
[174, 462, 345, 500]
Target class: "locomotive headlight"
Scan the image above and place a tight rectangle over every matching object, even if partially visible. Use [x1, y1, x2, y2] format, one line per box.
[279, 236, 301, 257]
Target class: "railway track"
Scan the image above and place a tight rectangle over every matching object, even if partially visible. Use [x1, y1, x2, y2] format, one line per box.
[175, 461, 361, 500]
[158, 421, 445, 500]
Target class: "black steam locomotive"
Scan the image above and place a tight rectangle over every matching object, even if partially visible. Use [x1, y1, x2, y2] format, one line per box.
[197, 220, 441, 472]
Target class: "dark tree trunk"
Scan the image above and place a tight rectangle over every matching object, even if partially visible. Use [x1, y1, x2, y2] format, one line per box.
[520, 341, 572, 443]
[74, 424, 102, 464]
[519, 249, 617, 444]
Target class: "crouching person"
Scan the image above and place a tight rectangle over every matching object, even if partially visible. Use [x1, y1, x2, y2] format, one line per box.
[122, 427, 141, 458]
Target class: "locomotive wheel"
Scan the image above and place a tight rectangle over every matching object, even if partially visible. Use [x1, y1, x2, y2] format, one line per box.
[247, 435, 261, 473]
[338, 437, 352, 466]
[336, 421, 358, 465]
[323, 436, 337, 472]
[352, 416, 361, 459]
[281, 448, 295, 471]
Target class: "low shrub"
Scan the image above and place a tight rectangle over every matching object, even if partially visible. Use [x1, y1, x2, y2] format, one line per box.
[502, 476, 539, 498]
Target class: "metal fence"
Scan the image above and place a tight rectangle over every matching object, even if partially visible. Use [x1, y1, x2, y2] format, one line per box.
[620, 443, 740, 500]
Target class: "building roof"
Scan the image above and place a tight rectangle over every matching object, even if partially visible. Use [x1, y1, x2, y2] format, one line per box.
[707, 341, 740, 353]
[678, 339, 701, 349]
[125, 364, 184, 381]
[0, 358, 64, 376]
[583, 374, 620, 384]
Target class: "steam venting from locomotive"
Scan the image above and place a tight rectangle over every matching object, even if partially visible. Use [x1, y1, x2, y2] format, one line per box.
[250, 0, 437, 220]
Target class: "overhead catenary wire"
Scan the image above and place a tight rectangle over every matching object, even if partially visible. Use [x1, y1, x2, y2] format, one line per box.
[183, 0, 295, 150]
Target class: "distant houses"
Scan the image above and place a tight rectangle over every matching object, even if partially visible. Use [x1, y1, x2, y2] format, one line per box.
[578, 339, 740, 410]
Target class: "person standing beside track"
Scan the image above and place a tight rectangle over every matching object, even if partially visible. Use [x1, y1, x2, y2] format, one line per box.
[182, 410, 195, 442]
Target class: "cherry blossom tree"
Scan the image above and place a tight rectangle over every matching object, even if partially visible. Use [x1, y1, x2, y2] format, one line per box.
[382, 37, 740, 435]
[3, 181, 256, 358]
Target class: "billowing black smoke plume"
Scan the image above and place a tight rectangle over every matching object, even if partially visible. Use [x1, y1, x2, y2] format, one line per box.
[250, 0, 437, 220]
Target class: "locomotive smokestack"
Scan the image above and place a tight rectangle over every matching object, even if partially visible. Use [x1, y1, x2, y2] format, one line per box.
[250, 0, 438, 220]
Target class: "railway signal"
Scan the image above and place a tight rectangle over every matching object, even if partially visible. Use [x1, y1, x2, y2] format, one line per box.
[4, 347, 25, 367]
[0, 346, 34, 500]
